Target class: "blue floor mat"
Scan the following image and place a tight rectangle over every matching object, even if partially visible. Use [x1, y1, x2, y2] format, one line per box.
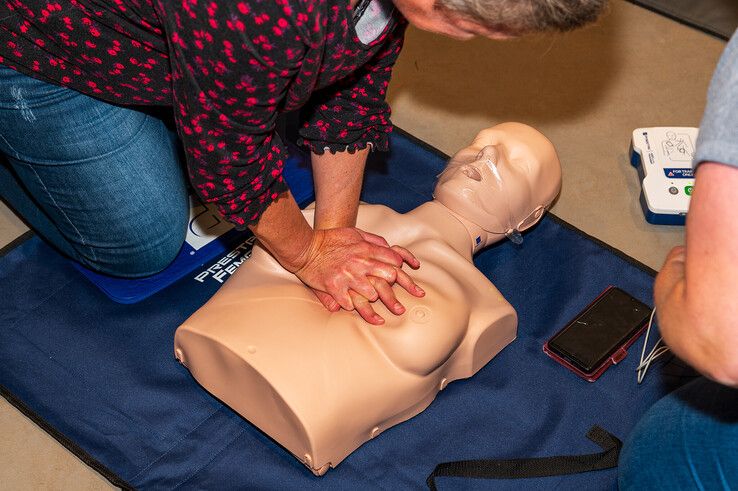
[70, 142, 315, 305]
[0, 129, 694, 490]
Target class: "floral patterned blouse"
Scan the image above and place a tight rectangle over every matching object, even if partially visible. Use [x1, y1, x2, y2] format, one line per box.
[0, 0, 406, 227]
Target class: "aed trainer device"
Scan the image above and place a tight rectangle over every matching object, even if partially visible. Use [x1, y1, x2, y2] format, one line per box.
[630, 127, 698, 225]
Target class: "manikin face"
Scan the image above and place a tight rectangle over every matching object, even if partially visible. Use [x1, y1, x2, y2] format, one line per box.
[433, 123, 562, 241]
[390, 0, 514, 40]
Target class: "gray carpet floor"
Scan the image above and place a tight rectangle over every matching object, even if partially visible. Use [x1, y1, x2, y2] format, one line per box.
[628, 0, 738, 39]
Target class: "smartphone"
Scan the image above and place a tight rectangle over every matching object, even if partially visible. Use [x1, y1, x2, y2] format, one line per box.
[543, 286, 652, 382]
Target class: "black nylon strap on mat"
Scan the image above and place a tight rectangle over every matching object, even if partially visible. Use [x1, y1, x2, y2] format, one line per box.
[426, 425, 622, 490]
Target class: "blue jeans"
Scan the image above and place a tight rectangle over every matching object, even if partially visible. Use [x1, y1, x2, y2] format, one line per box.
[0, 65, 188, 277]
[619, 377, 738, 489]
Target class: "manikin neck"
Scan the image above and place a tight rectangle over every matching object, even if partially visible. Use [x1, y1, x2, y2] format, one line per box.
[423, 201, 507, 255]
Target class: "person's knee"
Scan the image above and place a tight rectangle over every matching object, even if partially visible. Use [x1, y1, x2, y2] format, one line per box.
[120, 223, 187, 277]
[619, 378, 738, 489]
[619, 394, 683, 489]
[78, 199, 189, 278]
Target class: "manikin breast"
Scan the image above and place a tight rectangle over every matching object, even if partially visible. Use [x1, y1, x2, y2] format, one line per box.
[348, 239, 471, 376]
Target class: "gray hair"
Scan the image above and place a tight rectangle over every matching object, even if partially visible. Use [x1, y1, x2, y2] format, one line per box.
[434, 0, 608, 35]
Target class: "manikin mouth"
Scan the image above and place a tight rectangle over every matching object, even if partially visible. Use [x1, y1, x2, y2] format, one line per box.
[475, 146, 518, 238]
[436, 145, 541, 244]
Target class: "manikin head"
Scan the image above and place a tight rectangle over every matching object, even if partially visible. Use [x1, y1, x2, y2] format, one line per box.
[433, 122, 562, 248]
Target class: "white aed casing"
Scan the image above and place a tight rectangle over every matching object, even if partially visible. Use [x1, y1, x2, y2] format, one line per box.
[630, 127, 698, 225]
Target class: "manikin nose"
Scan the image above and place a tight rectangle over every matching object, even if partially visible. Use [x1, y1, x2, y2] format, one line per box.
[476, 145, 499, 168]
[475, 145, 504, 185]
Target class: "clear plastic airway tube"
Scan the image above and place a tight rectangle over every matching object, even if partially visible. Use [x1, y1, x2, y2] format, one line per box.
[479, 148, 520, 244]
[505, 229, 524, 245]
[435, 145, 541, 245]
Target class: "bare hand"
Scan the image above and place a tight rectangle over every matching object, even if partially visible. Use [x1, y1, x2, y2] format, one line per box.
[348, 268, 425, 325]
[654, 245, 686, 311]
[292, 227, 423, 318]
[653, 245, 686, 351]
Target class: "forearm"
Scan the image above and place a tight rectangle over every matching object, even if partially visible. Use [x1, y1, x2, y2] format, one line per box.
[653, 255, 706, 375]
[248, 190, 314, 272]
[655, 163, 738, 386]
[311, 148, 370, 229]
[656, 259, 738, 387]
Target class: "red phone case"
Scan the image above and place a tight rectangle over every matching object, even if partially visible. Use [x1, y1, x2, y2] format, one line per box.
[542, 286, 650, 382]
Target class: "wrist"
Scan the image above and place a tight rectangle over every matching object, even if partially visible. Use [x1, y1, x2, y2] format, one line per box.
[248, 190, 315, 272]
[312, 149, 367, 229]
[282, 227, 320, 273]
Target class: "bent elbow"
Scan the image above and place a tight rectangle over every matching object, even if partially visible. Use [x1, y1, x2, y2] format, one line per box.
[704, 354, 738, 388]
[697, 319, 738, 388]
[679, 294, 738, 387]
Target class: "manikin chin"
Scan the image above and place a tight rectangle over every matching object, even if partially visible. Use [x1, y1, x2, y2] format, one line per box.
[174, 123, 562, 475]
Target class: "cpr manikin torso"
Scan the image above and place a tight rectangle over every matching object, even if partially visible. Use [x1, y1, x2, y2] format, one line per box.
[175, 123, 562, 475]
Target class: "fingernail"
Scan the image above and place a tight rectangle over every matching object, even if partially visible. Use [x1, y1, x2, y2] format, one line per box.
[416, 286, 425, 295]
[395, 303, 405, 313]
[374, 316, 385, 324]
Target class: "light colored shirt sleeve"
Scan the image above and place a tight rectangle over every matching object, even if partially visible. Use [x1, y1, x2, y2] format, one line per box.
[694, 29, 738, 168]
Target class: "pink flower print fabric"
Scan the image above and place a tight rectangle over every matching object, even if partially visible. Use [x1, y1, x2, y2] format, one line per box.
[0, 0, 406, 227]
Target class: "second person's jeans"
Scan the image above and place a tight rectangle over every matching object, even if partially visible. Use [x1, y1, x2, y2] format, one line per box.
[0, 65, 189, 277]
[619, 377, 738, 489]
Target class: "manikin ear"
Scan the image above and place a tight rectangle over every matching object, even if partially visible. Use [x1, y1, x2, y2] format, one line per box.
[517, 205, 546, 231]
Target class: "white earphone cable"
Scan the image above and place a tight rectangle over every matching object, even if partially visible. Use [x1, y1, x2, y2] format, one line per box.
[636, 308, 671, 384]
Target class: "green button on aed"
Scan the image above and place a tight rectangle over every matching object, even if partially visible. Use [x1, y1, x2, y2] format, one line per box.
[685, 185, 694, 196]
